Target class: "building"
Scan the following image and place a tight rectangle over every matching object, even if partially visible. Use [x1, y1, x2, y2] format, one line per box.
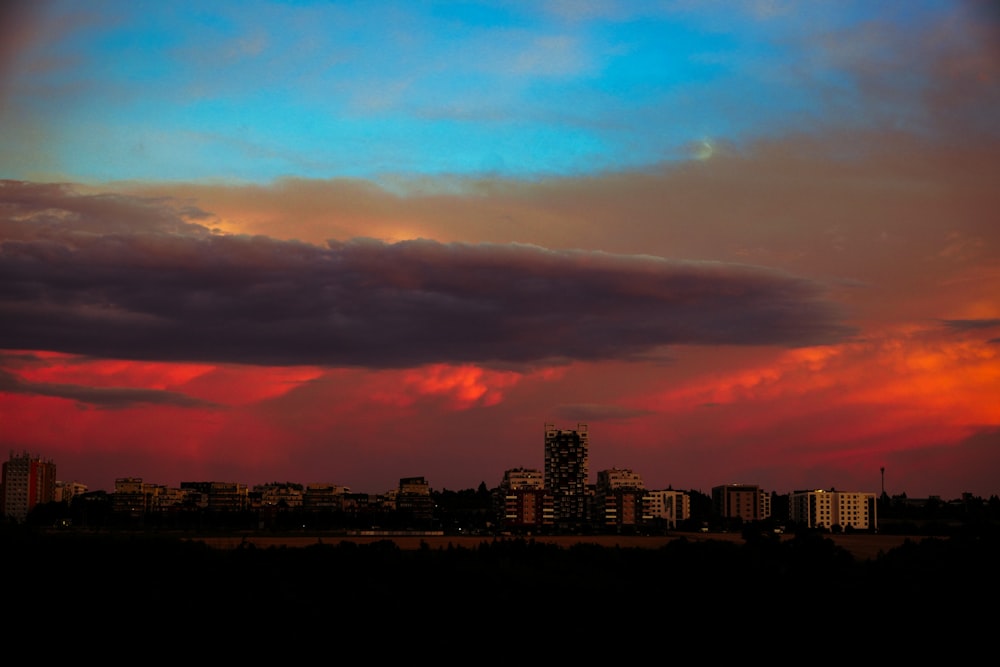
[55, 480, 88, 504]
[592, 468, 645, 531]
[395, 476, 434, 522]
[597, 468, 644, 491]
[712, 483, 769, 522]
[1, 451, 57, 523]
[544, 423, 590, 529]
[179, 481, 248, 512]
[303, 484, 349, 512]
[789, 489, 878, 532]
[498, 467, 552, 532]
[252, 482, 305, 510]
[642, 489, 690, 530]
[502, 467, 545, 491]
[113, 477, 150, 518]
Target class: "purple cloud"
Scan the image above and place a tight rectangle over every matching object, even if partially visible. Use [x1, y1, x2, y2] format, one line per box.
[0, 180, 855, 367]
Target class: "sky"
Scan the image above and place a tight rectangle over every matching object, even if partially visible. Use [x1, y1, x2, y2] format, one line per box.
[1, 0, 998, 499]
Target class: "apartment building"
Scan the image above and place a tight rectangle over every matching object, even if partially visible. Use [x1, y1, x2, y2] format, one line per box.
[179, 481, 248, 512]
[396, 476, 434, 521]
[593, 468, 645, 531]
[712, 483, 769, 522]
[642, 489, 690, 530]
[303, 484, 350, 512]
[544, 423, 590, 528]
[1, 451, 57, 523]
[55, 481, 88, 504]
[112, 477, 150, 517]
[499, 467, 553, 531]
[789, 489, 877, 531]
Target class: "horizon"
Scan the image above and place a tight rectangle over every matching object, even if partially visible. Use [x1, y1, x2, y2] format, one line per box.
[2, 2, 998, 501]
[17, 444, 988, 502]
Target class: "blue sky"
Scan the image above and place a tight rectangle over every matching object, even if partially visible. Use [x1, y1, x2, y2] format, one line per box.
[1, 0, 975, 183]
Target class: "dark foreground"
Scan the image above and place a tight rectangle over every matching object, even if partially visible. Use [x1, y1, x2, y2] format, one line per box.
[6, 526, 997, 650]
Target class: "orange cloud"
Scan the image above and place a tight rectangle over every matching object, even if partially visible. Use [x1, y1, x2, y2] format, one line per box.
[402, 364, 522, 409]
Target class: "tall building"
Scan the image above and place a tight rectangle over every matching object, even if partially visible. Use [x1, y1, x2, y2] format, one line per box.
[1, 451, 57, 523]
[544, 423, 589, 528]
[789, 489, 878, 531]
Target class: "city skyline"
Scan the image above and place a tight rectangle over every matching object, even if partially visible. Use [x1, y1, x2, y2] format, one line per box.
[6, 441, 984, 502]
[1, 2, 999, 500]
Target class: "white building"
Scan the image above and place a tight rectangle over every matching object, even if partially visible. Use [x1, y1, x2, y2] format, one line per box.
[789, 489, 877, 531]
[642, 490, 690, 529]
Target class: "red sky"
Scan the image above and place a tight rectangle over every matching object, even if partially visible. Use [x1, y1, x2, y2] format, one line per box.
[1, 2, 998, 499]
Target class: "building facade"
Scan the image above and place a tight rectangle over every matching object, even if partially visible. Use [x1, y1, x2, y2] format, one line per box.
[712, 483, 769, 522]
[395, 476, 434, 521]
[592, 468, 644, 531]
[498, 467, 553, 531]
[642, 490, 690, 530]
[1, 451, 57, 523]
[55, 480, 89, 504]
[597, 468, 645, 491]
[112, 477, 150, 517]
[789, 489, 878, 531]
[544, 423, 590, 529]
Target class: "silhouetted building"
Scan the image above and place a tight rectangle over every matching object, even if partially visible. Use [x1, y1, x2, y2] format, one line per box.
[253, 482, 304, 509]
[113, 477, 149, 518]
[789, 488, 877, 531]
[180, 481, 248, 512]
[55, 480, 88, 504]
[544, 423, 589, 529]
[1, 451, 57, 523]
[498, 467, 552, 531]
[712, 483, 769, 522]
[597, 468, 644, 491]
[303, 483, 349, 512]
[592, 468, 644, 531]
[395, 476, 433, 521]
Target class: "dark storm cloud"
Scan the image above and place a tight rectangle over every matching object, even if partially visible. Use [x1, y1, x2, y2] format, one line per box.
[0, 368, 217, 410]
[0, 180, 855, 367]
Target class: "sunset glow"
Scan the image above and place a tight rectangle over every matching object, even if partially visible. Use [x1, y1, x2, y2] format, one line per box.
[1, 1, 997, 499]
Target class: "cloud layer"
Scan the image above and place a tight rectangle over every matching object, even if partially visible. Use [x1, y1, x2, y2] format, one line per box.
[0, 180, 852, 367]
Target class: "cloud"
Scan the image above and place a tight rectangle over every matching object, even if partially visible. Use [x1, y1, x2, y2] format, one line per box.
[0, 368, 217, 410]
[0, 181, 854, 368]
[940, 318, 1000, 331]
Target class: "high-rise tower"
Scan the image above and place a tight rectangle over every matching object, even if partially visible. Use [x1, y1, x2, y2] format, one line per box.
[1, 451, 57, 523]
[543, 423, 589, 529]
